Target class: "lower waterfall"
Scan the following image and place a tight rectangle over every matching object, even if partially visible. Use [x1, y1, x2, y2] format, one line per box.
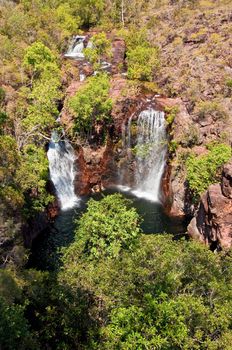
[121, 108, 167, 202]
[47, 132, 79, 210]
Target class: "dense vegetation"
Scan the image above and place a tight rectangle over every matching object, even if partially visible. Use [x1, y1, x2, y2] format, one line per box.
[69, 73, 112, 136]
[0, 0, 231, 349]
[1, 195, 232, 349]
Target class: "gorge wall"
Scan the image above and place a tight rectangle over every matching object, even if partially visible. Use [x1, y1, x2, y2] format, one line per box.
[56, 25, 231, 249]
[188, 161, 232, 250]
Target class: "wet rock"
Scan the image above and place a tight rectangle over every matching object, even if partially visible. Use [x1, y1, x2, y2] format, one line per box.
[156, 97, 194, 217]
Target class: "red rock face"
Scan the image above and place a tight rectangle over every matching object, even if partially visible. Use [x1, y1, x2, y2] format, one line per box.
[188, 161, 232, 250]
[73, 139, 117, 195]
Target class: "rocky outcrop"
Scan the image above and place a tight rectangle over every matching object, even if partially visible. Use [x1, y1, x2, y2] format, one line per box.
[156, 97, 198, 216]
[188, 161, 232, 250]
[74, 140, 117, 195]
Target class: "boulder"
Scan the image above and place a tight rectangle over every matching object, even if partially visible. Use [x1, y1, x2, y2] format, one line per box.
[188, 161, 232, 249]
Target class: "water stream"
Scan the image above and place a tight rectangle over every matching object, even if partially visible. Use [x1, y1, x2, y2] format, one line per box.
[64, 35, 86, 59]
[120, 108, 167, 202]
[31, 109, 185, 271]
[47, 132, 79, 210]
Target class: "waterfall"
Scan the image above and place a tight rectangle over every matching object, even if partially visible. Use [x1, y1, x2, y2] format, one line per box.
[121, 108, 167, 202]
[64, 36, 86, 59]
[47, 132, 79, 210]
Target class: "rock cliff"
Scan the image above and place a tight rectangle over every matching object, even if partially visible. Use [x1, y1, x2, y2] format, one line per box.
[188, 161, 232, 250]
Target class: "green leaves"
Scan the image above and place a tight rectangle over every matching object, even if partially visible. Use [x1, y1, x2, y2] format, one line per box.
[186, 143, 231, 198]
[127, 46, 160, 81]
[23, 41, 56, 73]
[69, 73, 112, 135]
[60, 233, 232, 349]
[63, 194, 141, 261]
[84, 32, 112, 69]
[22, 43, 62, 136]
[16, 144, 54, 213]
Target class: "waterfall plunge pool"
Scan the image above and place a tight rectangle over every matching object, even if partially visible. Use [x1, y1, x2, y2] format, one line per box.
[29, 188, 187, 271]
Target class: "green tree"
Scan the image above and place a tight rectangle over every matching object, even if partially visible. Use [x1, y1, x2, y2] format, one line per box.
[0, 297, 35, 350]
[64, 194, 141, 261]
[56, 3, 80, 36]
[74, 0, 105, 27]
[84, 32, 112, 69]
[23, 41, 56, 74]
[22, 43, 62, 137]
[16, 144, 53, 213]
[60, 234, 232, 349]
[69, 73, 112, 135]
[127, 46, 160, 81]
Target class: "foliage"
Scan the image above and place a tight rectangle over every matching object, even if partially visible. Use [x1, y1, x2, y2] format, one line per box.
[55, 3, 80, 36]
[22, 43, 62, 135]
[63, 194, 141, 260]
[181, 124, 200, 147]
[194, 99, 228, 121]
[168, 139, 179, 154]
[84, 32, 112, 69]
[186, 143, 231, 197]
[127, 46, 160, 81]
[165, 105, 179, 125]
[73, 0, 105, 27]
[0, 87, 6, 105]
[69, 73, 112, 134]
[0, 135, 24, 209]
[0, 297, 35, 350]
[121, 28, 150, 50]
[23, 41, 56, 74]
[60, 234, 232, 349]
[226, 78, 232, 89]
[16, 144, 53, 213]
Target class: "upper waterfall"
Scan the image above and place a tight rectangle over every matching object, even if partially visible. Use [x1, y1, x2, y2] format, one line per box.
[64, 35, 86, 59]
[47, 132, 79, 210]
[120, 108, 167, 202]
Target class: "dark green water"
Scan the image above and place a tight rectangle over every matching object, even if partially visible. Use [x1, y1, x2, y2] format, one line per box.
[29, 189, 187, 270]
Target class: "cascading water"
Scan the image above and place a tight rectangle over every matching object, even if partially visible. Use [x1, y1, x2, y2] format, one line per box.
[65, 35, 86, 59]
[47, 132, 79, 210]
[120, 108, 167, 202]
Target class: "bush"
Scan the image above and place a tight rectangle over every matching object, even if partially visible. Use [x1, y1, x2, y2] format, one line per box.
[186, 143, 231, 197]
[165, 105, 179, 125]
[69, 73, 112, 134]
[63, 194, 141, 260]
[84, 32, 112, 69]
[60, 234, 232, 349]
[23, 41, 56, 73]
[195, 100, 227, 121]
[127, 46, 160, 81]
[0, 87, 5, 105]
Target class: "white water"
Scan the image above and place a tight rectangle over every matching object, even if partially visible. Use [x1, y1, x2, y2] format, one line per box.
[121, 109, 167, 202]
[65, 36, 86, 59]
[47, 132, 79, 210]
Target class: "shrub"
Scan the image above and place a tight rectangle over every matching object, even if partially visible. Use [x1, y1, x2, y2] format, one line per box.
[226, 78, 232, 89]
[194, 100, 227, 121]
[0, 87, 5, 105]
[69, 73, 112, 134]
[127, 46, 160, 81]
[165, 105, 179, 125]
[63, 194, 141, 260]
[84, 32, 112, 69]
[23, 41, 56, 73]
[186, 143, 231, 197]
